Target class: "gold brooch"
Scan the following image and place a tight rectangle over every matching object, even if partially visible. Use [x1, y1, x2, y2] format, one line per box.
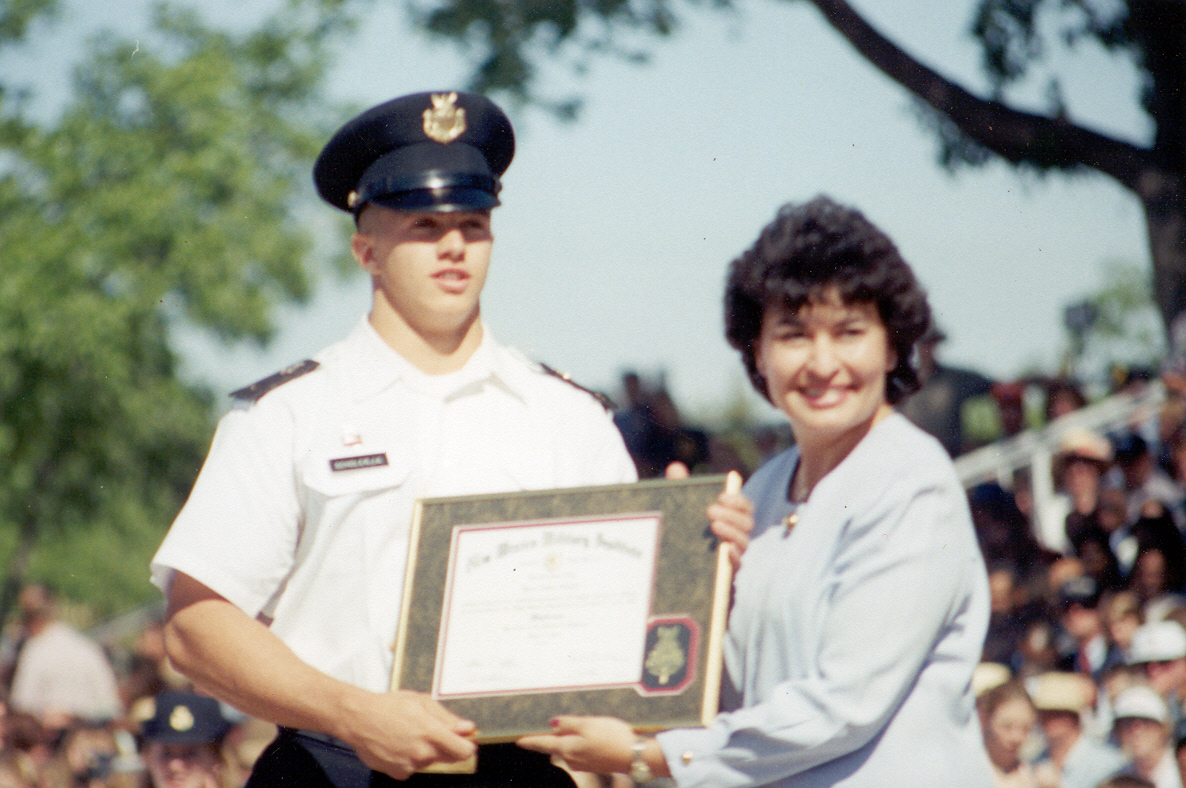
[422, 92, 466, 143]
[784, 512, 799, 534]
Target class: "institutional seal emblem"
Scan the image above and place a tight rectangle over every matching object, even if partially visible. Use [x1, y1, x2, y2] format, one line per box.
[422, 92, 467, 143]
[644, 625, 686, 686]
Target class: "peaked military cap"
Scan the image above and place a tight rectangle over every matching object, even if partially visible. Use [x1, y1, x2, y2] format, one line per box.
[313, 91, 514, 215]
[140, 691, 233, 746]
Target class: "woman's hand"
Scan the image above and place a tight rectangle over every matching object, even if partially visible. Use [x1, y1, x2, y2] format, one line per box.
[665, 466, 753, 571]
[709, 471, 752, 570]
[518, 716, 637, 775]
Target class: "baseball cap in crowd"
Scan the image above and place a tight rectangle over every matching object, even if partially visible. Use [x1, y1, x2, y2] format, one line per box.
[1112, 685, 1170, 725]
[1128, 620, 1186, 665]
[1029, 672, 1093, 714]
[1058, 576, 1102, 610]
[140, 691, 233, 746]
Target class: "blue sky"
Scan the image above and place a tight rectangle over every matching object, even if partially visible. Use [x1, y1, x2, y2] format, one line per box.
[8, 0, 1155, 420]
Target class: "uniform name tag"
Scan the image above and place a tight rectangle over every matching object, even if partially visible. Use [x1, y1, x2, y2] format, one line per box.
[329, 453, 389, 472]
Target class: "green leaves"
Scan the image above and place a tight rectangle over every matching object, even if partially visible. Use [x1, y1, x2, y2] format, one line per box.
[0, 0, 337, 615]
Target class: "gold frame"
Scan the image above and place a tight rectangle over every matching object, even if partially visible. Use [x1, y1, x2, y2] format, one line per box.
[392, 476, 732, 743]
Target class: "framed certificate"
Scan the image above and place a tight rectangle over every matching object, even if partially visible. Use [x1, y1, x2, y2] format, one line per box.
[391, 475, 733, 743]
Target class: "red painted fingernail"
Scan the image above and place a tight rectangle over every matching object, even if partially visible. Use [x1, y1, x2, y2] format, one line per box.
[549, 718, 560, 728]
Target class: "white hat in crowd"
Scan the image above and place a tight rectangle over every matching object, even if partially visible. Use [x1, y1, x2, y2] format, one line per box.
[972, 662, 1012, 698]
[1112, 685, 1170, 726]
[1028, 672, 1094, 714]
[1127, 620, 1186, 665]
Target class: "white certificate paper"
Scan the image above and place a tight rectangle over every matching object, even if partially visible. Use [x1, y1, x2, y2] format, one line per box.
[433, 513, 661, 698]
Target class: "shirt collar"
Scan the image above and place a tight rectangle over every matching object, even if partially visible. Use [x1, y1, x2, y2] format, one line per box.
[335, 316, 529, 403]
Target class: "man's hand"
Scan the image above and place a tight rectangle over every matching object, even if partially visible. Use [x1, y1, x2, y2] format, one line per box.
[336, 690, 476, 779]
[164, 573, 477, 779]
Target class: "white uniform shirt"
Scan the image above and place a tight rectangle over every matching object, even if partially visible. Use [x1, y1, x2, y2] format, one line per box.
[152, 318, 636, 692]
[657, 414, 993, 788]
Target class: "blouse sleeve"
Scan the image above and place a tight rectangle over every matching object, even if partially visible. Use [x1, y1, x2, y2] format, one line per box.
[656, 477, 978, 787]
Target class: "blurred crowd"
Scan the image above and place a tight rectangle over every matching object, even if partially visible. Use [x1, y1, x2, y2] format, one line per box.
[0, 583, 275, 788]
[4, 343, 1186, 787]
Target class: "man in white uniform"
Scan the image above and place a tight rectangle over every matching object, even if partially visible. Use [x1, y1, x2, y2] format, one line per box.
[152, 91, 640, 787]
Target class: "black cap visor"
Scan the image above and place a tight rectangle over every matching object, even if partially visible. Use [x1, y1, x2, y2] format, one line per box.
[369, 186, 500, 213]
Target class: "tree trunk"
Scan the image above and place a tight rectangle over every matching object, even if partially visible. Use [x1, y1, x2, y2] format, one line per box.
[804, 0, 1186, 339]
[1142, 169, 1186, 350]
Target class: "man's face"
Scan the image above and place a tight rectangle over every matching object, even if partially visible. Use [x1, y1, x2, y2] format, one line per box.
[1146, 657, 1186, 696]
[1037, 709, 1080, 744]
[1115, 717, 1170, 764]
[144, 742, 221, 788]
[1061, 603, 1101, 641]
[351, 206, 493, 340]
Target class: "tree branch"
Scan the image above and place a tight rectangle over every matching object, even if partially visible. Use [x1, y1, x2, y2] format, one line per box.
[803, 0, 1153, 192]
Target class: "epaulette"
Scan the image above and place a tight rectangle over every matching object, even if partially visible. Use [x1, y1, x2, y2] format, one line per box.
[537, 362, 617, 412]
[229, 359, 320, 403]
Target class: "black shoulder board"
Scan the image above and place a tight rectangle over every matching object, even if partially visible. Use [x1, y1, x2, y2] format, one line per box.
[229, 359, 320, 403]
[538, 362, 617, 412]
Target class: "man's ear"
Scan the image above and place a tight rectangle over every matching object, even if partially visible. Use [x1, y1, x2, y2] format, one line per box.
[351, 230, 375, 274]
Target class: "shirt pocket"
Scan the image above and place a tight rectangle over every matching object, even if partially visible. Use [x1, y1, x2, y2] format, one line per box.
[302, 447, 414, 497]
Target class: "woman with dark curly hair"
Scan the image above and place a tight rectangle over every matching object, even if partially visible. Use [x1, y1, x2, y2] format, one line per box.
[520, 197, 993, 787]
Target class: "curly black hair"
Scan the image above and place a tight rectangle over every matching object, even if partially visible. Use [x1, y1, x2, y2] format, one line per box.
[724, 196, 932, 405]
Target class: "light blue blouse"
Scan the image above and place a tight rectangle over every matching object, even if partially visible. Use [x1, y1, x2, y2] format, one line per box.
[657, 413, 994, 787]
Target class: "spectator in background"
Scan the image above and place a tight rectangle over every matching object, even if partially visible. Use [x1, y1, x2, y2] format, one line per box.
[993, 382, 1028, 440]
[139, 691, 232, 788]
[985, 563, 1043, 669]
[971, 483, 1058, 588]
[6, 583, 122, 728]
[978, 680, 1040, 788]
[1045, 379, 1088, 424]
[1060, 429, 1115, 549]
[1058, 577, 1125, 684]
[1162, 428, 1186, 494]
[612, 371, 651, 464]
[1029, 671, 1125, 788]
[1103, 591, 1145, 664]
[637, 389, 709, 478]
[1130, 546, 1186, 622]
[898, 325, 995, 457]
[611, 373, 710, 478]
[1111, 433, 1184, 532]
[1112, 685, 1183, 788]
[1076, 528, 1126, 595]
[1128, 621, 1186, 743]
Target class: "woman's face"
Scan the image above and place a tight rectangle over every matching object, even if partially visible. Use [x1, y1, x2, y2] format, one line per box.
[983, 697, 1036, 769]
[755, 290, 895, 448]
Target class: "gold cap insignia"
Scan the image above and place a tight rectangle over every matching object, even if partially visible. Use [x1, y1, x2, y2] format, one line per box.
[169, 705, 196, 732]
[422, 92, 466, 144]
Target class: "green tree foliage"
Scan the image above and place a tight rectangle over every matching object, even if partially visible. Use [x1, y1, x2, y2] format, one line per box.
[402, 0, 1185, 337]
[0, 0, 58, 45]
[1063, 260, 1165, 379]
[0, 0, 347, 618]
